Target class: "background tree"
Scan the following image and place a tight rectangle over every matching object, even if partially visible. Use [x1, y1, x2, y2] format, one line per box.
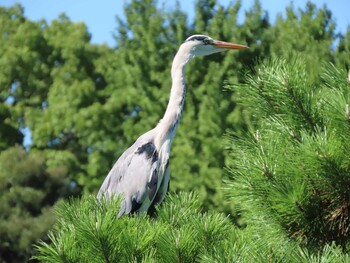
[0, 104, 23, 151]
[0, 5, 111, 262]
[267, 2, 336, 83]
[335, 27, 350, 70]
[0, 147, 75, 262]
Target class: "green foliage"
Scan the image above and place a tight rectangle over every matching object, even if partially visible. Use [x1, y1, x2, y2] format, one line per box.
[335, 27, 350, 69]
[35, 193, 349, 262]
[0, 4, 119, 192]
[0, 147, 73, 262]
[1, 0, 350, 261]
[0, 103, 23, 151]
[35, 193, 229, 262]
[227, 58, 350, 249]
[268, 2, 336, 83]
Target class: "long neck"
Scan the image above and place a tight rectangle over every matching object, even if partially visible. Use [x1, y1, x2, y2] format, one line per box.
[155, 47, 192, 147]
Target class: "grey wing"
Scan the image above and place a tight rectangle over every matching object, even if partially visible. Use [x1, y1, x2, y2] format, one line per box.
[97, 140, 159, 217]
[152, 161, 170, 205]
[148, 161, 170, 216]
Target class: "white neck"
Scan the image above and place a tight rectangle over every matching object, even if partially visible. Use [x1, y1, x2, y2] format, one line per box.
[155, 45, 193, 148]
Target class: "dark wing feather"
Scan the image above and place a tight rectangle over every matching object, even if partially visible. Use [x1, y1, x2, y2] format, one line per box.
[98, 135, 160, 217]
[148, 162, 170, 216]
[148, 169, 158, 200]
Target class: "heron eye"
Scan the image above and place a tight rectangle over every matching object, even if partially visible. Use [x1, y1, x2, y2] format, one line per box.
[203, 38, 212, 45]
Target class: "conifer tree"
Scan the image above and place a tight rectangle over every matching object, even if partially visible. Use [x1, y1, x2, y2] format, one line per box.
[226, 58, 350, 248]
[35, 192, 349, 262]
[335, 27, 350, 70]
[0, 147, 74, 262]
[268, 2, 335, 83]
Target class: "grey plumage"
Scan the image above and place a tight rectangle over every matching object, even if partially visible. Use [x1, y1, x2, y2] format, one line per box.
[97, 129, 168, 217]
[97, 35, 248, 217]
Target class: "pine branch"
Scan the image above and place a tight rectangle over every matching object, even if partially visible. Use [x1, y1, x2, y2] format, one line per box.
[227, 58, 350, 250]
[284, 77, 317, 133]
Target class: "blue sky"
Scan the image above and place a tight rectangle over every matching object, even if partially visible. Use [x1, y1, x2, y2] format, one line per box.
[2, 0, 349, 46]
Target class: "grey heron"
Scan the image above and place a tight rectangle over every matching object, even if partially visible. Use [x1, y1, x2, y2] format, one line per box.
[98, 35, 248, 217]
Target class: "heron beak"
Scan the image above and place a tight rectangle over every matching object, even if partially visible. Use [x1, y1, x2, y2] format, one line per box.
[213, 40, 248, 50]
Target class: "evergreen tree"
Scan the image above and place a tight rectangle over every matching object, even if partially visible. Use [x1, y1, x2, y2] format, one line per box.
[0, 104, 23, 151]
[0, 147, 74, 262]
[268, 2, 335, 83]
[335, 27, 350, 70]
[226, 58, 350, 248]
[35, 193, 349, 262]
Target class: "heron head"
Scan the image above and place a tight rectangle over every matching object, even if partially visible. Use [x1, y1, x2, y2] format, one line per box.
[183, 34, 248, 57]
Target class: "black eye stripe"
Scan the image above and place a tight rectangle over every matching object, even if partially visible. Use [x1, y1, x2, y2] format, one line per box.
[186, 35, 208, 42]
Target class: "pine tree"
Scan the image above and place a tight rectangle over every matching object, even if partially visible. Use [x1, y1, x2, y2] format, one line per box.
[34, 192, 349, 262]
[226, 58, 350, 249]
